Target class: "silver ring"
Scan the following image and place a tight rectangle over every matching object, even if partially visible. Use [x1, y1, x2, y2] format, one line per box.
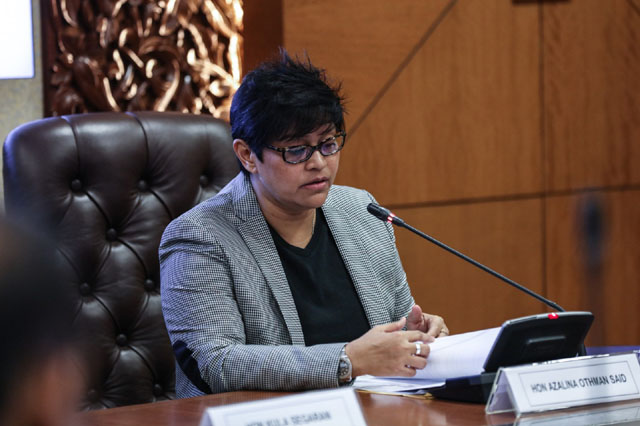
[415, 342, 421, 356]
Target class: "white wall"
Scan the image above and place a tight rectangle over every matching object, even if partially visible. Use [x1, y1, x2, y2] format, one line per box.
[0, 0, 43, 212]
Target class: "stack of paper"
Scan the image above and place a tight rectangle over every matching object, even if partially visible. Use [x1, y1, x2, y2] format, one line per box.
[354, 327, 501, 395]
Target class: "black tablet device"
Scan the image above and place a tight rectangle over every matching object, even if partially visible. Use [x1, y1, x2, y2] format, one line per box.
[429, 311, 594, 403]
[483, 311, 594, 372]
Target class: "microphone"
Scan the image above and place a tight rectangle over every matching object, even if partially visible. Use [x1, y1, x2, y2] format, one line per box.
[367, 203, 565, 312]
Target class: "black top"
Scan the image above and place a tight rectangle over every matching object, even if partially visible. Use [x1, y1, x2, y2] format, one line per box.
[269, 209, 370, 346]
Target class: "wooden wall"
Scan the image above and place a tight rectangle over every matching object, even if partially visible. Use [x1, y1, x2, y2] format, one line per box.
[283, 0, 640, 345]
[242, 0, 283, 74]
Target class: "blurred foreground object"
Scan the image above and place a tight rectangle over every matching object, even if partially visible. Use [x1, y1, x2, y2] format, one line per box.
[0, 218, 82, 426]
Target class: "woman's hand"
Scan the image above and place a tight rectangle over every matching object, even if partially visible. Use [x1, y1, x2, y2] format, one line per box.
[406, 304, 449, 338]
[345, 317, 433, 378]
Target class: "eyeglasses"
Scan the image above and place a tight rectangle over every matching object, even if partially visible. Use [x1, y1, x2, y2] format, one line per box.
[265, 132, 347, 164]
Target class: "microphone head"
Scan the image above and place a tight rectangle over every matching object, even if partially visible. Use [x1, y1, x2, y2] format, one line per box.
[367, 203, 392, 222]
[367, 203, 406, 227]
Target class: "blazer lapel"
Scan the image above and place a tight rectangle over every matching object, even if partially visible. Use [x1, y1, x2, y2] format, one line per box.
[323, 201, 392, 327]
[231, 174, 305, 345]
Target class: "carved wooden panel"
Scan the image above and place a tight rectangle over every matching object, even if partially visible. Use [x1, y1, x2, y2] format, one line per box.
[41, 0, 243, 118]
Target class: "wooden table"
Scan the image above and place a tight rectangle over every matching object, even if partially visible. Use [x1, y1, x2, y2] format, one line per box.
[71, 348, 640, 425]
[72, 391, 516, 425]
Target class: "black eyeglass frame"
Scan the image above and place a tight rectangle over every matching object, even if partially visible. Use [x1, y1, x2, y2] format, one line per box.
[264, 132, 347, 164]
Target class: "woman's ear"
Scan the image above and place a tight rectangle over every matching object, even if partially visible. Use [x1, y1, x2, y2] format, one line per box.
[233, 139, 258, 173]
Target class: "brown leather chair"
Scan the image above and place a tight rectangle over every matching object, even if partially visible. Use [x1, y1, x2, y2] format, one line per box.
[2, 111, 238, 409]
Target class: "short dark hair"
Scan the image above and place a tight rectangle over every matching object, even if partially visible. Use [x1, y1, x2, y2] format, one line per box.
[230, 49, 346, 172]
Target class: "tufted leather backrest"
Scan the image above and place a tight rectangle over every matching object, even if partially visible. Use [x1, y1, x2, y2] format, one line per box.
[2, 111, 238, 409]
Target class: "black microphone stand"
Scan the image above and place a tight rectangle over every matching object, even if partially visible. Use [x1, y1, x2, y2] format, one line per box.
[368, 203, 564, 312]
[367, 203, 587, 356]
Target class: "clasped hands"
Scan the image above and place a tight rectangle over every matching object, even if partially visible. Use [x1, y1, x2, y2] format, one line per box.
[345, 305, 449, 378]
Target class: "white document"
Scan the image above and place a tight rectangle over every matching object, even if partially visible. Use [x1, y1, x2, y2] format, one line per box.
[354, 326, 501, 394]
[199, 388, 366, 426]
[409, 326, 501, 380]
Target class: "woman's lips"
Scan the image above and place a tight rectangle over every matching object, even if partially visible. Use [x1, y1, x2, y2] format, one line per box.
[302, 177, 329, 190]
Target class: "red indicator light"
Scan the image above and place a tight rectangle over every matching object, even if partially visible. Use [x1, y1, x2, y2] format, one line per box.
[387, 213, 396, 223]
[548, 313, 559, 320]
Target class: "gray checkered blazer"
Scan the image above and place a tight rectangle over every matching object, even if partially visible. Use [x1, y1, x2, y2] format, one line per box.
[160, 173, 415, 397]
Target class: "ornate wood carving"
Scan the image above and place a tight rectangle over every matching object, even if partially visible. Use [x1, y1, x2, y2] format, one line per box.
[42, 0, 243, 118]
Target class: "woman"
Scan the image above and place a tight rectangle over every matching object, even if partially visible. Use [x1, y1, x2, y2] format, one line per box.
[160, 51, 448, 397]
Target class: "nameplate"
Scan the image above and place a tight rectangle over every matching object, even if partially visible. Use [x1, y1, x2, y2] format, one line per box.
[486, 352, 640, 415]
[199, 388, 367, 426]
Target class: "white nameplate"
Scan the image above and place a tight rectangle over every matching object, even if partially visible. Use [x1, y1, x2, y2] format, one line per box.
[486, 352, 640, 415]
[199, 388, 367, 426]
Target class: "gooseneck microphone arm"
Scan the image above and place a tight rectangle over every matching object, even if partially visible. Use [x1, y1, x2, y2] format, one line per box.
[367, 203, 565, 313]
